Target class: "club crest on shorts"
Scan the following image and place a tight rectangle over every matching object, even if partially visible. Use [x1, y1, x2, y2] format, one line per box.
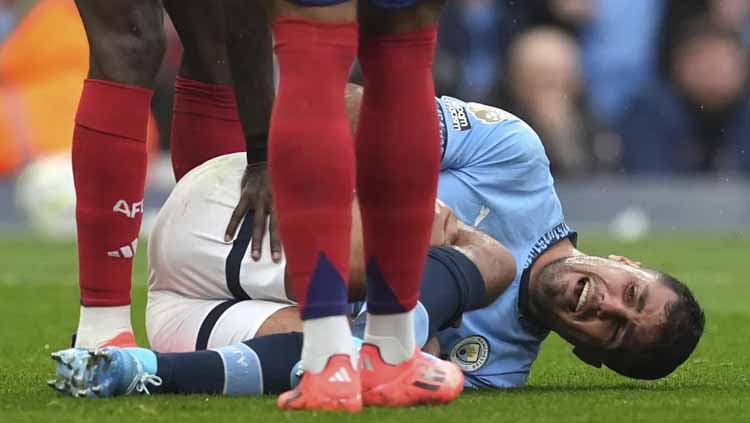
[467, 103, 512, 125]
[450, 335, 489, 372]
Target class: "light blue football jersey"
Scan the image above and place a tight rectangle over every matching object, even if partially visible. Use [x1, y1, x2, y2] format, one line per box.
[434, 96, 576, 389]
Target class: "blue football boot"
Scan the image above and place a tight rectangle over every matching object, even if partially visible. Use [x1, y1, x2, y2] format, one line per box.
[48, 347, 161, 397]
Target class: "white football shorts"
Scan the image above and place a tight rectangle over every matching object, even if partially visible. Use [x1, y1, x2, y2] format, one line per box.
[146, 153, 295, 352]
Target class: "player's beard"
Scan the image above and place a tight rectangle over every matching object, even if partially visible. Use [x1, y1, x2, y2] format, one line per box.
[528, 257, 571, 329]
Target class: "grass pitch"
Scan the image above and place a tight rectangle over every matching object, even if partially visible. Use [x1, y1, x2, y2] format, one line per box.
[1, 233, 748, 422]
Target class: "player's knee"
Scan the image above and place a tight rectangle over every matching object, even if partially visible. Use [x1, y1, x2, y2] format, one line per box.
[165, 0, 233, 83]
[179, 35, 232, 84]
[255, 307, 302, 337]
[98, 26, 166, 86]
[76, 0, 166, 86]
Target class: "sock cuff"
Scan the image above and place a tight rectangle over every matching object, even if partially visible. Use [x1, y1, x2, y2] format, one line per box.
[173, 76, 240, 121]
[75, 79, 153, 142]
[272, 17, 358, 50]
[211, 343, 264, 395]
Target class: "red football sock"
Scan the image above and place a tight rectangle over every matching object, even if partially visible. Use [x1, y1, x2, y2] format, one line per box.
[356, 26, 441, 314]
[73, 79, 153, 307]
[170, 76, 245, 181]
[268, 18, 357, 319]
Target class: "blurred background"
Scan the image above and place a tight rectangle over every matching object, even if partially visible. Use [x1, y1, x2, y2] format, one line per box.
[0, 0, 748, 239]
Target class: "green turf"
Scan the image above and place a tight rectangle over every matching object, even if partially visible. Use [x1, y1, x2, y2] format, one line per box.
[1, 233, 748, 422]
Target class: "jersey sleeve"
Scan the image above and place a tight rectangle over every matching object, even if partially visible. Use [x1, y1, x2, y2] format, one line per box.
[435, 97, 566, 274]
[438, 97, 548, 173]
[436, 97, 561, 237]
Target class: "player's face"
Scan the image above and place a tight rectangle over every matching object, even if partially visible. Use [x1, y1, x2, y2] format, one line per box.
[529, 256, 678, 353]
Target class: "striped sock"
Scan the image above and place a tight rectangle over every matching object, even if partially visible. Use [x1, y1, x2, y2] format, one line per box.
[151, 332, 304, 395]
[210, 344, 264, 395]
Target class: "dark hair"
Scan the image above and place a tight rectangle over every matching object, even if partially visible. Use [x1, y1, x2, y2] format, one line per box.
[658, 0, 743, 77]
[667, 18, 743, 68]
[603, 272, 705, 380]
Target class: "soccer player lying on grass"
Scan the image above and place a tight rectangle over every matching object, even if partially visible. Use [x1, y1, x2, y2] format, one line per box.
[51, 197, 508, 397]
[49, 85, 705, 397]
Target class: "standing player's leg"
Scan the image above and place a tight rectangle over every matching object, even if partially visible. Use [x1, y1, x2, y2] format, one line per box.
[163, 0, 245, 181]
[72, 0, 165, 349]
[355, 0, 463, 406]
[264, 0, 360, 412]
[169, 1, 278, 261]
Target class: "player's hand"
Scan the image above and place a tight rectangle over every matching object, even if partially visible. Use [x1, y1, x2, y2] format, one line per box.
[225, 162, 282, 263]
[430, 199, 459, 246]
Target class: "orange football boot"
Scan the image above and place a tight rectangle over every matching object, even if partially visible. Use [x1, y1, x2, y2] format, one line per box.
[72, 331, 137, 349]
[359, 344, 464, 407]
[101, 331, 137, 348]
[278, 354, 362, 412]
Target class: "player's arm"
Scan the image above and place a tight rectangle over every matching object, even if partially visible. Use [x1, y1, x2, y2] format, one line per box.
[222, 0, 282, 262]
[223, 0, 274, 165]
[450, 218, 516, 307]
[417, 217, 516, 358]
[347, 198, 515, 305]
[428, 198, 515, 305]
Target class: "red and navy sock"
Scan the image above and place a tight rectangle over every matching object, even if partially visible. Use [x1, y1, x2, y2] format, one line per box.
[73, 79, 152, 306]
[356, 26, 441, 315]
[170, 76, 245, 181]
[268, 18, 358, 320]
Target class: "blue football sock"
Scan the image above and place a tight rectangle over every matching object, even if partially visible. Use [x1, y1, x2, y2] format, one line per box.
[211, 344, 264, 395]
[149, 332, 304, 396]
[240, 332, 303, 394]
[153, 349, 225, 394]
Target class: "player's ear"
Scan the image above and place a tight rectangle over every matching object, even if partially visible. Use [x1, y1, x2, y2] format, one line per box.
[573, 346, 603, 368]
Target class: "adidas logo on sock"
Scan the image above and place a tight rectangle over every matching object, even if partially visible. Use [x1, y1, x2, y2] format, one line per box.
[107, 239, 138, 259]
[328, 367, 352, 383]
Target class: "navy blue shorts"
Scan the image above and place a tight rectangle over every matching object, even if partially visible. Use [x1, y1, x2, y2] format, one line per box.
[293, 0, 419, 9]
